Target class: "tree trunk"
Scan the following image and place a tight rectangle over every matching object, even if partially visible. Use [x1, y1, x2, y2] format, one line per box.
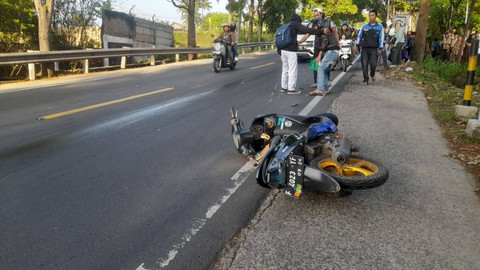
[447, 5, 452, 30]
[257, 0, 263, 42]
[34, 0, 55, 77]
[187, 0, 196, 60]
[248, 0, 254, 50]
[410, 0, 430, 62]
[457, 0, 476, 62]
[229, 11, 234, 23]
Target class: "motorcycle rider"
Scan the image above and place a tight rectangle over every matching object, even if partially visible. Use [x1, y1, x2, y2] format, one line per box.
[229, 23, 239, 62]
[332, 21, 353, 70]
[216, 23, 238, 62]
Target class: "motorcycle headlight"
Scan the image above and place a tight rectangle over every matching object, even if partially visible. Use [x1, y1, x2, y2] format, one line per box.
[214, 43, 222, 51]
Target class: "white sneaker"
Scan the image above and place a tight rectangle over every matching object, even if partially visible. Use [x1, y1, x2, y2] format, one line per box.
[287, 90, 301, 95]
[234, 57, 239, 62]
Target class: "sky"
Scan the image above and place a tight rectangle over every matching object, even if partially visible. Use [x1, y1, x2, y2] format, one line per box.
[113, 0, 229, 24]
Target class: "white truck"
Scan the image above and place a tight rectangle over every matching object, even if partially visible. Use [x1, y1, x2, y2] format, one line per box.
[296, 21, 316, 60]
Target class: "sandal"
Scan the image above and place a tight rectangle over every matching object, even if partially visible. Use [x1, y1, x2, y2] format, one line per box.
[309, 91, 323, 96]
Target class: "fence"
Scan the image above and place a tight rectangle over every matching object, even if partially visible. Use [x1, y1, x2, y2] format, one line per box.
[0, 42, 275, 81]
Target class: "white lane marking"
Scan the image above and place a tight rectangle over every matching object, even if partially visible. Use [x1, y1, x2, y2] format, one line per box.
[136, 54, 359, 270]
[299, 55, 360, 116]
[137, 162, 255, 269]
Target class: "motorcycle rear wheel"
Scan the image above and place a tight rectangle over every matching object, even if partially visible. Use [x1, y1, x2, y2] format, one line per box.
[213, 59, 222, 73]
[230, 61, 236, 70]
[310, 155, 388, 190]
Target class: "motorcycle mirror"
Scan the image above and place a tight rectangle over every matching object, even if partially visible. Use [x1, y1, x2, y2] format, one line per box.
[210, 34, 215, 37]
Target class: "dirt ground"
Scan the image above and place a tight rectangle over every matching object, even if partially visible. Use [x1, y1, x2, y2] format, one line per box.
[380, 63, 480, 195]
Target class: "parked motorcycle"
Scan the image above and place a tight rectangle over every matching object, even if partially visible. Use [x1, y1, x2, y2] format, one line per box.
[212, 38, 236, 73]
[230, 108, 388, 197]
[339, 39, 352, 72]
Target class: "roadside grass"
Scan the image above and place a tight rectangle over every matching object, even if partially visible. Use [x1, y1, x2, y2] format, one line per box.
[414, 58, 480, 193]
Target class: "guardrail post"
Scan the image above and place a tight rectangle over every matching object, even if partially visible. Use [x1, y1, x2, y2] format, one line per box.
[175, 53, 180, 62]
[54, 62, 59, 71]
[121, 47, 127, 69]
[271, 45, 274, 50]
[84, 48, 93, 74]
[151, 45, 156, 66]
[27, 50, 36, 81]
[241, 48, 245, 54]
[463, 39, 479, 106]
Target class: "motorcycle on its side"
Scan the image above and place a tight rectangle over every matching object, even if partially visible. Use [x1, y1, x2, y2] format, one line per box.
[230, 108, 388, 197]
[212, 38, 236, 73]
[338, 39, 353, 72]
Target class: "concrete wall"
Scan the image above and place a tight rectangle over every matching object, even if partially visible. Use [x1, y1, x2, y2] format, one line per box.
[101, 10, 174, 65]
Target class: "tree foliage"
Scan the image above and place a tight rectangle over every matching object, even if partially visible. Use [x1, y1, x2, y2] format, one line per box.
[0, 0, 37, 46]
[200, 12, 229, 32]
[263, 0, 297, 32]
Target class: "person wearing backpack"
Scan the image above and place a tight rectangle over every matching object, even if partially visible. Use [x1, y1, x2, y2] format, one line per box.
[276, 14, 325, 94]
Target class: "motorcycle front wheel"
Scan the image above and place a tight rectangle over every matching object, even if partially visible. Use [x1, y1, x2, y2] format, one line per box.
[310, 155, 388, 190]
[230, 61, 236, 70]
[341, 58, 348, 72]
[213, 59, 222, 73]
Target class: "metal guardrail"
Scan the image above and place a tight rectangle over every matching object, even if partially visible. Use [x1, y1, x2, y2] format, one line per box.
[0, 42, 275, 65]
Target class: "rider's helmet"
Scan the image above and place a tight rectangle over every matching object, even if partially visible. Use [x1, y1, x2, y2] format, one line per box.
[230, 23, 237, 31]
[222, 22, 230, 31]
[341, 21, 349, 26]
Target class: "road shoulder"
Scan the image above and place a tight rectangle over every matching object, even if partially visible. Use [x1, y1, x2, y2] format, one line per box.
[216, 69, 480, 270]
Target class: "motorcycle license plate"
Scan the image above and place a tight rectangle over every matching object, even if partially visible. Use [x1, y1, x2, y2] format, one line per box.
[284, 155, 304, 198]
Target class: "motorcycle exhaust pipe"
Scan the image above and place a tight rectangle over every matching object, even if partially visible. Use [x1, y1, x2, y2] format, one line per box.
[331, 137, 352, 164]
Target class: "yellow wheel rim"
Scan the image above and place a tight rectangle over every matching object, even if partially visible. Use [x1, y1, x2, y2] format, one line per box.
[316, 157, 379, 176]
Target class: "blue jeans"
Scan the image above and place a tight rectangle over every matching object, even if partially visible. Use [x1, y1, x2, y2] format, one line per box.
[317, 50, 339, 91]
[233, 44, 238, 57]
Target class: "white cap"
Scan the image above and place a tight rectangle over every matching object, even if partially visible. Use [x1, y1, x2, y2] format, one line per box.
[313, 7, 323, 13]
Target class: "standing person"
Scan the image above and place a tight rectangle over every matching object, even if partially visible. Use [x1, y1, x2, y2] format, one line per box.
[381, 22, 390, 68]
[278, 14, 324, 94]
[355, 10, 383, 86]
[432, 38, 442, 61]
[309, 19, 340, 96]
[441, 31, 453, 61]
[391, 20, 405, 65]
[405, 31, 415, 60]
[298, 7, 336, 88]
[298, 7, 328, 89]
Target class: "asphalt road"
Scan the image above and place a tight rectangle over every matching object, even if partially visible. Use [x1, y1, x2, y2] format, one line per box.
[0, 51, 351, 270]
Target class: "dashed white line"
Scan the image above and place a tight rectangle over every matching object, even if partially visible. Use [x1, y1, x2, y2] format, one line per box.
[135, 54, 360, 269]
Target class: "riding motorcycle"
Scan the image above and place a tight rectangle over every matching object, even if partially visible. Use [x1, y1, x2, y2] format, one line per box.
[339, 39, 353, 72]
[230, 108, 388, 197]
[212, 38, 236, 73]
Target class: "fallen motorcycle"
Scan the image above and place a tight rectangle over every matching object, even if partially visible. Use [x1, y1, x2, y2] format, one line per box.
[230, 108, 388, 197]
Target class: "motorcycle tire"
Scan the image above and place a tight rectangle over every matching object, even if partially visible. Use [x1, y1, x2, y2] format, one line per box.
[342, 59, 347, 72]
[230, 62, 236, 70]
[213, 59, 222, 73]
[310, 155, 388, 190]
[315, 113, 339, 126]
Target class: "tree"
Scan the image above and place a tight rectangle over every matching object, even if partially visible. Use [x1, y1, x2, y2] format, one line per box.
[0, 0, 37, 47]
[200, 12, 229, 32]
[52, 0, 104, 49]
[247, 0, 255, 44]
[257, 0, 264, 41]
[33, 0, 54, 52]
[457, 0, 477, 61]
[170, 0, 196, 60]
[410, 0, 430, 62]
[197, 0, 212, 17]
[33, 0, 54, 77]
[263, 0, 297, 32]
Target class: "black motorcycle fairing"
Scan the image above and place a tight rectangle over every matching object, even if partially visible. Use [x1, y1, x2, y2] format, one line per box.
[256, 134, 305, 189]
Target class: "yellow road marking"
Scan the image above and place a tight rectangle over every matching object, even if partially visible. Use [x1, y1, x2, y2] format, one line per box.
[39, 87, 174, 120]
[250, 62, 276, 70]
